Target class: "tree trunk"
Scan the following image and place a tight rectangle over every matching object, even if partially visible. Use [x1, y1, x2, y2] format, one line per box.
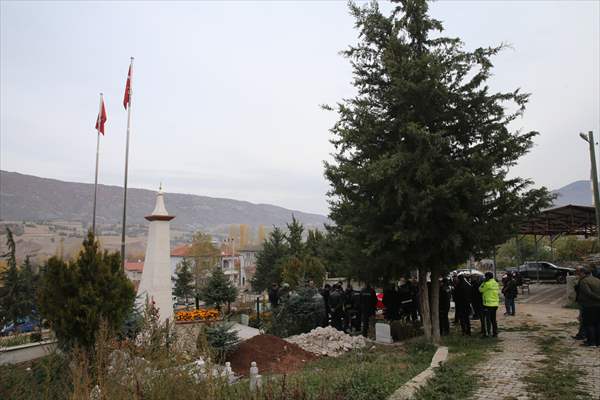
[430, 269, 441, 344]
[418, 266, 432, 340]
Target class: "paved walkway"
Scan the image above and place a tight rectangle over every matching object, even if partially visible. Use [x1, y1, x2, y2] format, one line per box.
[471, 331, 543, 400]
[468, 300, 600, 400]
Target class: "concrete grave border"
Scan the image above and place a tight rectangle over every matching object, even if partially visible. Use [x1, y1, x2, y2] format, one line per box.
[388, 345, 449, 400]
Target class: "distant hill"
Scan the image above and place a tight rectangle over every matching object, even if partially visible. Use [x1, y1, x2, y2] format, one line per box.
[551, 180, 593, 207]
[0, 170, 329, 233]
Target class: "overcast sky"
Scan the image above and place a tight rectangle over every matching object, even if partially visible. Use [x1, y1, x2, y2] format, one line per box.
[1, 1, 598, 215]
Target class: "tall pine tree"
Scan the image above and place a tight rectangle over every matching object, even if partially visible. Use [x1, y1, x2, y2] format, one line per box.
[38, 232, 135, 350]
[173, 258, 194, 309]
[325, 0, 551, 342]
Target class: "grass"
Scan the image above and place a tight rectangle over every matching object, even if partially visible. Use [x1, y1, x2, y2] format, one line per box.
[247, 339, 437, 400]
[0, 353, 70, 400]
[0, 338, 436, 400]
[412, 334, 500, 400]
[523, 336, 588, 400]
[0, 334, 31, 347]
[502, 323, 543, 332]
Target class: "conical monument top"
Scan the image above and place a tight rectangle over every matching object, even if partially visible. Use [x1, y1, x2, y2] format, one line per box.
[145, 185, 174, 221]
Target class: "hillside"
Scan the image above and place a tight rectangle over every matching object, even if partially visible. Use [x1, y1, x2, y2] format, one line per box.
[551, 180, 593, 207]
[0, 170, 329, 233]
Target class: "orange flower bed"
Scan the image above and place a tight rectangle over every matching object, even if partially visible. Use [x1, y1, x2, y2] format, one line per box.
[175, 309, 220, 322]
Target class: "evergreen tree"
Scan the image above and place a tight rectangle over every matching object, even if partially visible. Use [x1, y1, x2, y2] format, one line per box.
[0, 228, 27, 326]
[324, 0, 552, 342]
[37, 231, 135, 351]
[173, 258, 194, 309]
[200, 267, 238, 312]
[252, 227, 289, 292]
[286, 216, 305, 258]
[20, 256, 38, 317]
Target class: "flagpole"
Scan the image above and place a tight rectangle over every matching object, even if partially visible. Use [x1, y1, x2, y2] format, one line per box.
[92, 93, 104, 237]
[121, 57, 134, 270]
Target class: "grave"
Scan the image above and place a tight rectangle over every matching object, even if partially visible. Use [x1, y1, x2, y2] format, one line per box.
[375, 322, 393, 344]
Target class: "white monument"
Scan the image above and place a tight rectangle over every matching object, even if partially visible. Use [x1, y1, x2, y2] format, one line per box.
[137, 187, 175, 322]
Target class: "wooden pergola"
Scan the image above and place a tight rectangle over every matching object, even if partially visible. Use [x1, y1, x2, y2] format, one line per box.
[514, 204, 597, 266]
[518, 204, 597, 238]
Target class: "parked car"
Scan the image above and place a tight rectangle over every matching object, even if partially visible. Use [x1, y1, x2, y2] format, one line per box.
[508, 262, 574, 283]
[448, 269, 485, 278]
[1, 317, 40, 336]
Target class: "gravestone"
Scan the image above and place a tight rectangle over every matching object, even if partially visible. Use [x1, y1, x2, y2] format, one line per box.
[249, 361, 260, 391]
[375, 322, 393, 344]
[241, 314, 250, 326]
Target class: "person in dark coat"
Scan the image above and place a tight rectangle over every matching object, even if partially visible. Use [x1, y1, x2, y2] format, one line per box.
[383, 284, 399, 321]
[360, 284, 377, 337]
[268, 283, 279, 309]
[454, 274, 472, 335]
[470, 275, 485, 335]
[321, 283, 331, 327]
[576, 266, 600, 347]
[502, 273, 518, 316]
[439, 278, 451, 336]
[329, 284, 345, 331]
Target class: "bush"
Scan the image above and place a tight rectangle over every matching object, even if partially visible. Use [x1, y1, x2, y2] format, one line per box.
[248, 311, 272, 329]
[37, 232, 136, 351]
[390, 320, 423, 342]
[204, 322, 239, 362]
[269, 288, 325, 337]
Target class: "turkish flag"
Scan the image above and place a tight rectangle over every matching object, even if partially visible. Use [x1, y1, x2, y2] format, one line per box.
[95, 97, 107, 135]
[123, 64, 132, 109]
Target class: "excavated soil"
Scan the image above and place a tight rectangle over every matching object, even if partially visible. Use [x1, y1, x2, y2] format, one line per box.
[226, 334, 318, 376]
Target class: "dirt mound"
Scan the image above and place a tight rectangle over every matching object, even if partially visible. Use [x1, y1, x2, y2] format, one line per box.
[226, 334, 318, 376]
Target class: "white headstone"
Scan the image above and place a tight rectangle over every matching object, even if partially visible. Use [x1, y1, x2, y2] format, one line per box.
[375, 322, 393, 344]
[249, 361, 259, 391]
[241, 314, 250, 326]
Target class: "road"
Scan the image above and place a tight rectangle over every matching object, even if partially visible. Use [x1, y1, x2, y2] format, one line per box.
[515, 283, 567, 305]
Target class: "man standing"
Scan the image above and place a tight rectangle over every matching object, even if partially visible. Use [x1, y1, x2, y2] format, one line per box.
[439, 277, 451, 336]
[268, 283, 279, 309]
[576, 266, 600, 347]
[502, 273, 518, 316]
[454, 274, 472, 335]
[329, 284, 345, 331]
[360, 284, 377, 337]
[480, 272, 500, 337]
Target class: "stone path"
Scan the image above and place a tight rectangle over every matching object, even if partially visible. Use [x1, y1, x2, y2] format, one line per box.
[469, 298, 600, 400]
[568, 338, 600, 398]
[471, 331, 543, 400]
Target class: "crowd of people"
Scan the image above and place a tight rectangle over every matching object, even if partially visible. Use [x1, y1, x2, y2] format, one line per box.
[265, 265, 600, 343]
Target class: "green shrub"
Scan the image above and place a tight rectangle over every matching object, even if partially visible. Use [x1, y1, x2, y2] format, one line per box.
[269, 288, 325, 337]
[205, 322, 239, 362]
[390, 320, 423, 341]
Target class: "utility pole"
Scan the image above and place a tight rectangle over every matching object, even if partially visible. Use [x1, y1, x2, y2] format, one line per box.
[579, 131, 600, 245]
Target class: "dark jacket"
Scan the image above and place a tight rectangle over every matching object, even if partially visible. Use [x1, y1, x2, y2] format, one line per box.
[578, 275, 600, 307]
[360, 287, 377, 316]
[268, 287, 279, 307]
[439, 284, 451, 313]
[329, 288, 344, 312]
[454, 278, 472, 311]
[502, 279, 518, 299]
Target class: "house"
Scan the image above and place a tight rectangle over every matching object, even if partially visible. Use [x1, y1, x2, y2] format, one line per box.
[170, 243, 192, 277]
[125, 260, 144, 283]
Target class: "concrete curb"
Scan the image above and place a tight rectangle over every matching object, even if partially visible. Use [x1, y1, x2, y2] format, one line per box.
[388, 346, 449, 400]
[0, 340, 58, 365]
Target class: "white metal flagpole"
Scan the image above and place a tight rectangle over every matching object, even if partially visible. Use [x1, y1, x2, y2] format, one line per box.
[121, 57, 134, 270]
[92, 93, 103, 236]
